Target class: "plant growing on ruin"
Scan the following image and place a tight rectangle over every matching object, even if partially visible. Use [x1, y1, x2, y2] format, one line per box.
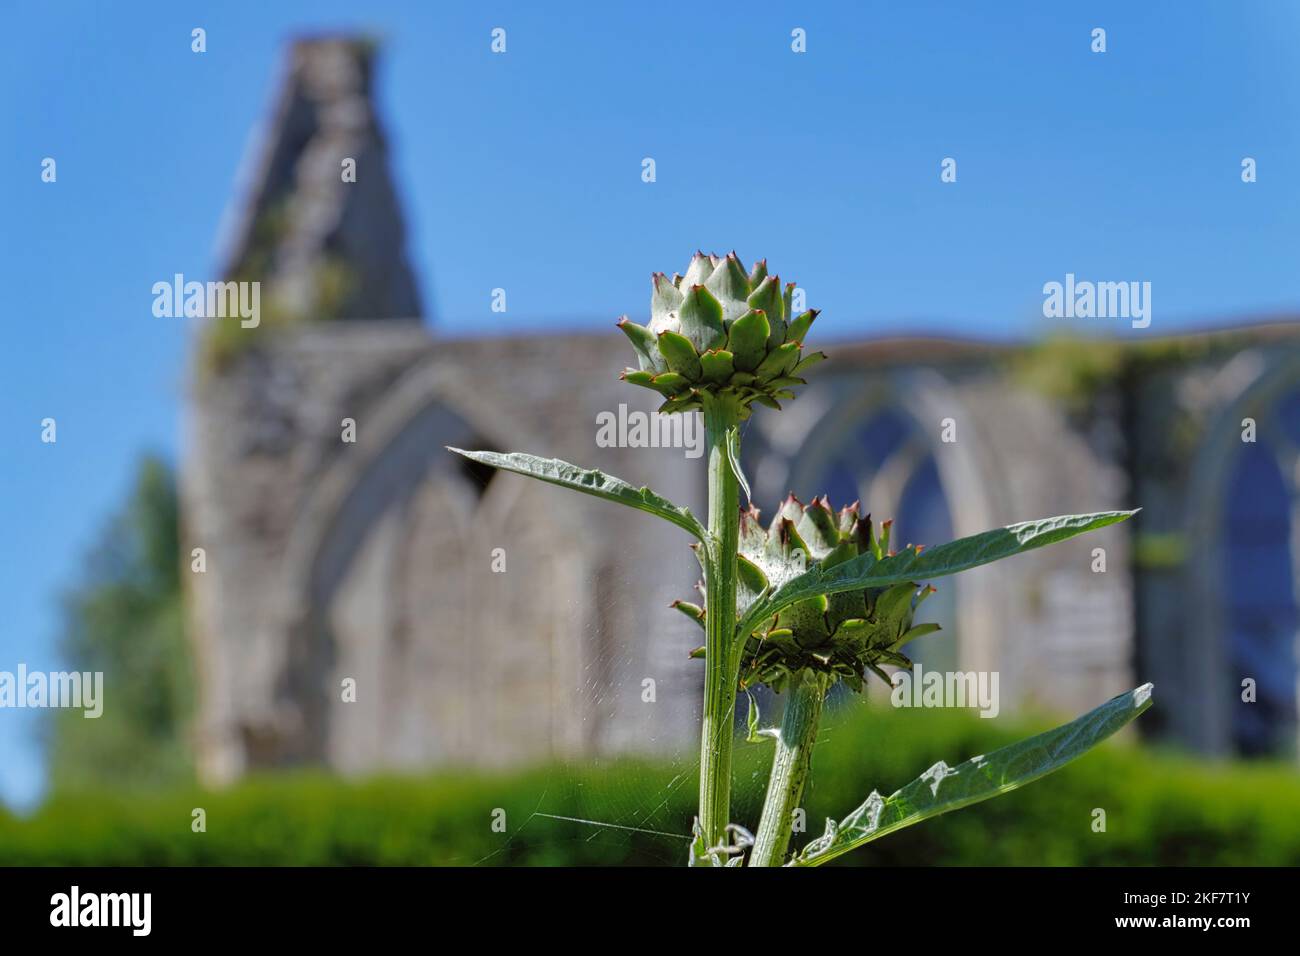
[449, 252, 1151, 867]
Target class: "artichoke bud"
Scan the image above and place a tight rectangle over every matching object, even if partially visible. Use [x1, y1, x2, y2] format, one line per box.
[681, 497, 942, 693]
[619, 253, 826, 415]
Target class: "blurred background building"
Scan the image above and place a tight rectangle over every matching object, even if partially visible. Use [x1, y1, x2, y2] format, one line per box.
[181, 37, 1298, 785]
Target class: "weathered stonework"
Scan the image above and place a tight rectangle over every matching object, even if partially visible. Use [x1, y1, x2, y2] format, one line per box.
[183, 37, 1300, 785]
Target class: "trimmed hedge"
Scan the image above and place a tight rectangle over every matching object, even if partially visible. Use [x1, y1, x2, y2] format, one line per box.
[3, 704, 1298, 866]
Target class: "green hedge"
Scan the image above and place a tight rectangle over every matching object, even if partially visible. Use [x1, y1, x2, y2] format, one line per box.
[3, 705, 1298, 866]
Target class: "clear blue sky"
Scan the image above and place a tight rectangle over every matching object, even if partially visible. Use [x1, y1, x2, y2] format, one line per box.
[2, 1, 1298, 807]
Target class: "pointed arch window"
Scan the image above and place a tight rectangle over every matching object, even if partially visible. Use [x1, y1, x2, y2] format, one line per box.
[1222, 389, 1300, 756]
[814, 407, 957, 674]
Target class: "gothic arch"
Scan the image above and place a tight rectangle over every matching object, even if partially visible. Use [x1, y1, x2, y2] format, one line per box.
[270, 356, 591, 765]
[1185, 347, 1300, 755]
[756, 368, 1003, 674]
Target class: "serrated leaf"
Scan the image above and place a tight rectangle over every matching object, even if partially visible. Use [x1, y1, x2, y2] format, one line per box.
[447, 448, 709, 544]
[790, 683, 1155, 866]
[737, 511, 1138, 647]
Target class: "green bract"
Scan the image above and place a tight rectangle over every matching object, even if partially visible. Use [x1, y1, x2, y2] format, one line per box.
[678, 495, 940, 694]
[618, 252, 826, 416]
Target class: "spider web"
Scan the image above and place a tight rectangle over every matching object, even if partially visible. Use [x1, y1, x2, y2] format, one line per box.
[467, 562, 776, 867]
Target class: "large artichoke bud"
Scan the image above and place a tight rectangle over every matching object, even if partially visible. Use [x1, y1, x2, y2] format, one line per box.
[618, 252, 827, 417]
[675, 495, 940, 694]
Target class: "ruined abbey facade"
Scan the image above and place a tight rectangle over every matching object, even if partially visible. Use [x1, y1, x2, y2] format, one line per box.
[183, 38, 1299, 786]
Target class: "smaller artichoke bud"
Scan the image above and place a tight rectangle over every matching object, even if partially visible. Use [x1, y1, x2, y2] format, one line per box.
[619, 252, 827, 418]
[677, 497, 942, 694]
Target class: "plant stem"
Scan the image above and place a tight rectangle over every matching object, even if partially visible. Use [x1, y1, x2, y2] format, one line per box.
[698, 393, 741, 850]
[749, 676, 827, 867]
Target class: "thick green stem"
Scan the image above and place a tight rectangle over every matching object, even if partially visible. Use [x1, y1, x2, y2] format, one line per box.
[698, 393, 741, 850]
[749, 676, 827, 867]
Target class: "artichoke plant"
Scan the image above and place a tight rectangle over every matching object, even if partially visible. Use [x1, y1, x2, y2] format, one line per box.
[448, 251, 1152, 868]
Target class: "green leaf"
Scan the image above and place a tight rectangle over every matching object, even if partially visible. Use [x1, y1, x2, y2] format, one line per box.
[446, 448, 709, 544]
[790, 683, 1154, 866]
[737, 511, 1137, 646]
